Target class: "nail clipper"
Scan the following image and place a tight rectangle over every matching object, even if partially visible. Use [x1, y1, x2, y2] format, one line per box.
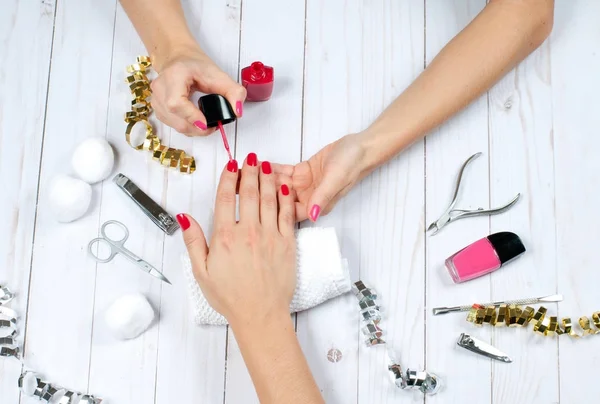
[113, 173, 179, 235]
[457, 332, 512, 363]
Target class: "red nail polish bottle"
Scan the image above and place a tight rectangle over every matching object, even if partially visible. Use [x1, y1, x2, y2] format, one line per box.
[241, 61, 274, 102]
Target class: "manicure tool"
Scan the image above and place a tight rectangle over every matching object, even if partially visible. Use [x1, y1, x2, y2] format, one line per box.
[432, 293, 562, 315]
[88, 220, 171, 284]
[457, 332, 512, 363]
[113, 173, 179, 235]
[427, 152, 521, 235]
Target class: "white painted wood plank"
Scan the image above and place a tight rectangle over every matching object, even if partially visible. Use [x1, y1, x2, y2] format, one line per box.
[487, 27, 558, 404]
[85, 3, 166, 403]
[351, 2, 426, 404]
[224, 0, 306, 402]
[551, 2, 600, 402]
[299, 1, 425, 402]
[297, 1, 364, 402]
[0, 1, 55, 402]
[154, 1, 242, 403]
[424, 1, 491, 403]
[21, 0, 116, 399]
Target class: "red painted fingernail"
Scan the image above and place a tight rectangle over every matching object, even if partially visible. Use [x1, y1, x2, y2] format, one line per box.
[236, 101, 243, 117]
[281, 184, 289, 196]
[309, 204, 321, 222]
[227, 159, 238, 172]
[261, 161, 272, 174]
[176, 214, 191, 231]
[247, 152, 258, 166]
[194, 120, 207, 130]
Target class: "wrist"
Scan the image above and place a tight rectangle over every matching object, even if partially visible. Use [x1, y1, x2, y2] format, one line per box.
[151, 36, 204, 71]
[229, 305, 293, 340]
[355, 129, 386, 178]
[356, 122, 415, 176]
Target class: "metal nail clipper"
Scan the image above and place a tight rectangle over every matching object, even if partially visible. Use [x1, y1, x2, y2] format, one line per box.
[457, 332, 512, 363]
[427, 152, 521, 235]
[113, 173, 179, 235]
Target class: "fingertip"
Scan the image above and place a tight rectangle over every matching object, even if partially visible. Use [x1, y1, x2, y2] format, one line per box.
[194, 120, 207, 131]
[226, 159, 239, 173]
[236, 100, 243, 118]
[308, 204, 321, 222]
[176, 213, 208, 268]
[278, 183, 296, 235]
[176, 213, 191, 231]
[226, 85, 247, 118]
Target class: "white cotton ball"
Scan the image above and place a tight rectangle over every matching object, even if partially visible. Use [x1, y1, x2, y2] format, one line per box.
[71, 137, 115, 183]
[48, 175, 92, 223]
[104, 293, 155, 340]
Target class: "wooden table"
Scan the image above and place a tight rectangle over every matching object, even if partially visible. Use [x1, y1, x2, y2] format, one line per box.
[2, 1, 599, 403]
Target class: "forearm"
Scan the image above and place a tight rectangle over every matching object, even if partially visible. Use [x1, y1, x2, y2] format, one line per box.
[230, 309, 324, 404]
[360, 0, 554, 171]
[119, 0, 201, 70]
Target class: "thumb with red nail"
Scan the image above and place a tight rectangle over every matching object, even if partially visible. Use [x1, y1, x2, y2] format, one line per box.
[175, 159, 324, 404]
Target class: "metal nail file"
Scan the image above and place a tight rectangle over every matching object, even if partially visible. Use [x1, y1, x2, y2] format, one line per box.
[432, 294, 563, 316]
[113, 173, 179, 235]
[457, 333, 512, 363]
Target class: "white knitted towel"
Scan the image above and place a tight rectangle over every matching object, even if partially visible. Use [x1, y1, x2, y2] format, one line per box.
[181, 227, 351, 326]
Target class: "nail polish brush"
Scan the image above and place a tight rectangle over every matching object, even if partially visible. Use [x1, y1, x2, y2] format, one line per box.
[432, 293, 563, 316]
[217, 121, 233, 161]
[198, 94, 237, 161]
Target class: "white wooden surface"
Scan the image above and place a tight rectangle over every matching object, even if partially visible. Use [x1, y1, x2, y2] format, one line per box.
[1, 1, 599, 403]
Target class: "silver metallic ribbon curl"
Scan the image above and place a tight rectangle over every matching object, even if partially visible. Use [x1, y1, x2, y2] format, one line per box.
[352, 281, 441, 395]
[1, 285, 104, 403]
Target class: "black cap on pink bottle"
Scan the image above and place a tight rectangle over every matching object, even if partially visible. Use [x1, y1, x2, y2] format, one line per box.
[445, 232, 526, 283]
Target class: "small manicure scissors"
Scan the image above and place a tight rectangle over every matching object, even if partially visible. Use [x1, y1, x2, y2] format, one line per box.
[88, 220, 172, 284]
[427, 152, 521, 235]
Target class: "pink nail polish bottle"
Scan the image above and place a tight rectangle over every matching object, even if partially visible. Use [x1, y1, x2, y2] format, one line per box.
[241, 61, 274, 101]
[445, 232, 526, 283]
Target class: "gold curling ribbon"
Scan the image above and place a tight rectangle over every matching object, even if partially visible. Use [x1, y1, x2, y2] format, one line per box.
[516, 306, 535, 326]
[475, 307, 486, 326]
[483, 306, 497, 326]
[466, 305, 600, 339]
[508, 304, 522, 327]
[579, 316, 599, 336]
[562, 318, 580, 338]
[497, 304, 508, 326]
[124, 56, 196, 174]
[466, 304, 484, 324]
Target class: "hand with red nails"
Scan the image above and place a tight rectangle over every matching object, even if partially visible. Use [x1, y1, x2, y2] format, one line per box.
[273, 133, 369, 222]
[150, 46, 246, 137]
[176, 154, 323, 404]
[119, 0, 245, 137]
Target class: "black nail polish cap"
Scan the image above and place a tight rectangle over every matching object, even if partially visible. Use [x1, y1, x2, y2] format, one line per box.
[197, 94, 236, 128]
[487, 231, 526, 265]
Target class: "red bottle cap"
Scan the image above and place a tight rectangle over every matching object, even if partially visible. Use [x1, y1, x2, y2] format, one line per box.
[244, 61, 273, 84]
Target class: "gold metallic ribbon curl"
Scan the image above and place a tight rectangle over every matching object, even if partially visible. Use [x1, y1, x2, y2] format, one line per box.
[124, 56, 196, 174]
[467, 304, 600, 339]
